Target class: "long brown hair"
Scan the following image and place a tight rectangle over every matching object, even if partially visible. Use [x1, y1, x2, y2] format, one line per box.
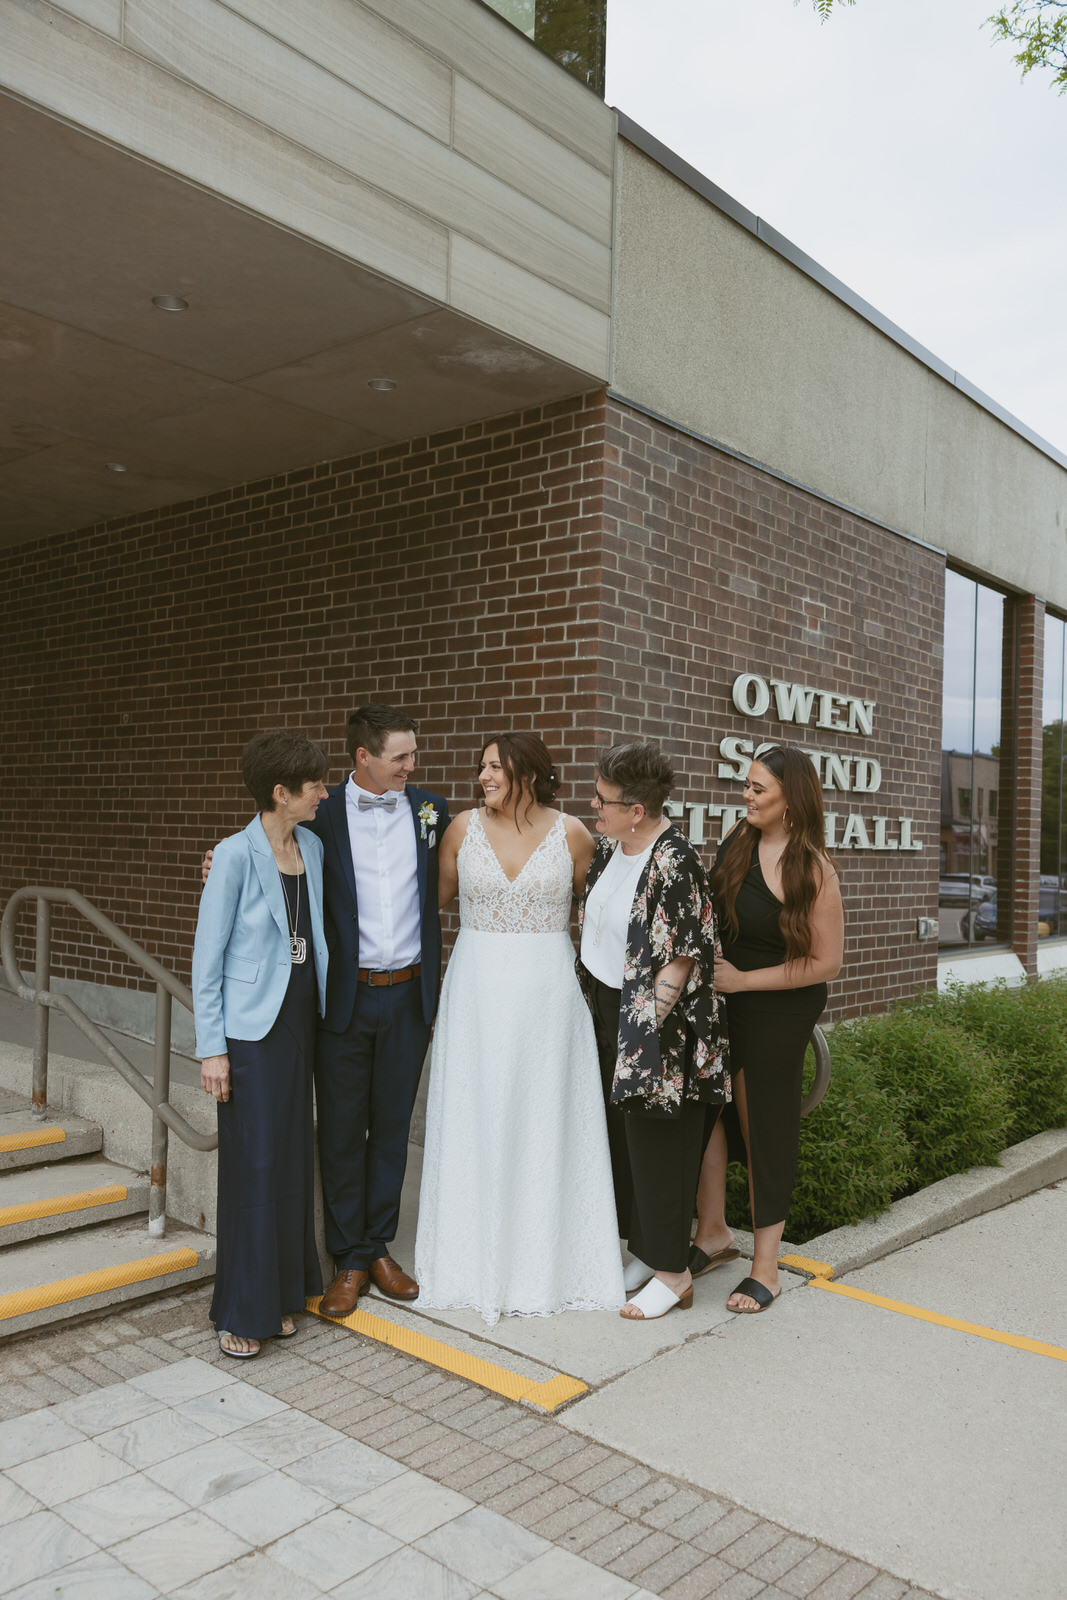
[712, 745, 834, 961]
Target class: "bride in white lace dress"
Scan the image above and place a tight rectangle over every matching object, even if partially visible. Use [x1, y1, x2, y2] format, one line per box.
[414, 734, 625, 1325]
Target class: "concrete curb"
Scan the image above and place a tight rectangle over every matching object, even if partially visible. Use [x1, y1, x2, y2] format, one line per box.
[784, 1127, 1067, 1278]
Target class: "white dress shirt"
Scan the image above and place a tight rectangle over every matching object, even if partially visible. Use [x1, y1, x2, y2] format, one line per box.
[345, 778, 421, 970]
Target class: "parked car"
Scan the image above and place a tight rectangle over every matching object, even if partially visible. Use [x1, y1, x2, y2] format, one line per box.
[961, 899, 999, 941]
[961, 887, 1061, 942]
[939, 873, 996, 907]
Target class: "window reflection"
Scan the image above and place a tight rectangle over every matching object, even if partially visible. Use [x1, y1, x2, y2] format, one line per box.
[1040, 613, 1067, 940]
[939, 571, 1012, 949]
[484, 0, 607, 94]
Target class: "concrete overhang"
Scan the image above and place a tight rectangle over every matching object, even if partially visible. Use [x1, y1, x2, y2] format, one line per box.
[0, 93, 600, 550]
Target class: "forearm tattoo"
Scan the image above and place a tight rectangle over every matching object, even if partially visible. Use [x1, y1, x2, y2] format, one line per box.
[654, 975, 682, 1022]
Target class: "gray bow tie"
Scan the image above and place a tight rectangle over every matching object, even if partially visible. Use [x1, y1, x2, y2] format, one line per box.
[356, 790, 400, 812]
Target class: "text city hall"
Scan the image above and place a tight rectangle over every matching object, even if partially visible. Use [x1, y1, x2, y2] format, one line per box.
[668, 673, 923, 853]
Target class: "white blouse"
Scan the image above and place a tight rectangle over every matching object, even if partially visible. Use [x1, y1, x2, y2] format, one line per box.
[580, 841, 654, 988]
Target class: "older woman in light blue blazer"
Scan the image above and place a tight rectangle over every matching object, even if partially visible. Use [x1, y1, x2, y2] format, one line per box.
[193, 730, 329, 1359]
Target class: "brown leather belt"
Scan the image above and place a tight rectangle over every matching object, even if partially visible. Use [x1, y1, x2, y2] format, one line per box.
[358, 963, 421, 987]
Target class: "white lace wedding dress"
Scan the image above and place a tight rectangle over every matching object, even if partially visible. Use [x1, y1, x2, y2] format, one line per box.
[414, 810, 625, 1325]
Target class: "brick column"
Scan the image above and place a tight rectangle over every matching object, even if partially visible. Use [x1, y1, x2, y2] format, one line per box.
[1010, 595, 1044, 977]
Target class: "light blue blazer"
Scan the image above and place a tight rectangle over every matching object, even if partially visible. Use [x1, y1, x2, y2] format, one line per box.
[192, 815, 328, 1059]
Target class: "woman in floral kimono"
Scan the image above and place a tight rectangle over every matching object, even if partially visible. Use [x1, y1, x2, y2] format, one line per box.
[577, 741, 730, 1321]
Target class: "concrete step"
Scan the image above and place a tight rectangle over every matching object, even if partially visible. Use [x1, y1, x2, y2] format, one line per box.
[0, 1155, 151, 1244]
[0, 1217, 215, 1338]
[0, 1104, 103, 1171]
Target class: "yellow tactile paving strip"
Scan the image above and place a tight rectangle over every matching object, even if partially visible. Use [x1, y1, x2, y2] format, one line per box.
[0, 1249, 199, 1322]
[0, 1184, 128, 1229]
[780, 1253, 1067, 1365]
[0, 1127, 66, 1153]
[308, 1296, 589, 1413]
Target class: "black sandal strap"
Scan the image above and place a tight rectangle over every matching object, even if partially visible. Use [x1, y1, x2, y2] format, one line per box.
[730, 1276, 775, 1309]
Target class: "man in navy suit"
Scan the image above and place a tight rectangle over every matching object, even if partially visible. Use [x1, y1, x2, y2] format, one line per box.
[309, 703, 450, 1316]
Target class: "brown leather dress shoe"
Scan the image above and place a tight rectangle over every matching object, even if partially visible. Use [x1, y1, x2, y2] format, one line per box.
[370, 1255, 419, 1301]
[319, 1268, 369, 1318]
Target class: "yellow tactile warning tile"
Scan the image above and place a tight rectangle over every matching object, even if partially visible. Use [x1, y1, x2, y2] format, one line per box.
[779, 1252, 1067, 1365]
[0, 1249, 199, 1322]
[778, 1253, 834, 1278]
[0, 1127, 66, 1154]
[308, 1296, 589, 1413]
[0, 1184, 128, 1229]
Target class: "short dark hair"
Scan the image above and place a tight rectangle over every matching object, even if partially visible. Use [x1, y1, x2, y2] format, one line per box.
[346, 703, 418, 762]
[597, 740, 675, 817]
[479, 732, 560, 825]
[241, 730, 328, 813]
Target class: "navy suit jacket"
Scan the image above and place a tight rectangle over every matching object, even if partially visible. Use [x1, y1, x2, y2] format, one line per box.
[309, 780, 450, 1033]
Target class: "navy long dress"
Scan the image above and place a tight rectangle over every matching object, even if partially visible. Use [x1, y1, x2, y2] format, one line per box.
[209, 873, 323, 1337]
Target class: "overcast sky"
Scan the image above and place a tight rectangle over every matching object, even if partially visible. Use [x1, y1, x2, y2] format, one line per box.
[605, 0, 1067, 457]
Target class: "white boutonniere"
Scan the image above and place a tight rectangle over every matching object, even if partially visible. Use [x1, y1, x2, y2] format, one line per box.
[418, 802, 438, 841]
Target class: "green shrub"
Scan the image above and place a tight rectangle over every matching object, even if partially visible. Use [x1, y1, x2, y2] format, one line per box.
[722, 979, 1065, 1245]
[930, 977, 1067, 1142]
[789, 1041, 913, 1240]
[834, 1008, 1010, 1190]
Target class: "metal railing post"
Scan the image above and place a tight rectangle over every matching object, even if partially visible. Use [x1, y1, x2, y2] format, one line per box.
[31, 898, 51, 1120]
[3, 884, 215, 1154]
[149, 983, 172, 1237]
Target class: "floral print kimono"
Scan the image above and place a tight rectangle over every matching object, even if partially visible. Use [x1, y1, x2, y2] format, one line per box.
[577, 826, 730, 1117]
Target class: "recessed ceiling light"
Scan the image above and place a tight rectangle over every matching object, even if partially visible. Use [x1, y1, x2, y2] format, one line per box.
[367, 378, 397, 391]
[152, 294, 189, 312]
[106, 462, 128, 472]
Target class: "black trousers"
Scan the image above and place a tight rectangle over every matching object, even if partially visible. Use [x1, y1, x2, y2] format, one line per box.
[585, 968, 714, 1270]
[314, 978, 431, 1271]
[625, 1100, 711, 1273]
[585, 972, 634, 1239]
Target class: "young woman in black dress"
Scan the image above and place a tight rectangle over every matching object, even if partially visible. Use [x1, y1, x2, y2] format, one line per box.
[692, 745, 843, 1312]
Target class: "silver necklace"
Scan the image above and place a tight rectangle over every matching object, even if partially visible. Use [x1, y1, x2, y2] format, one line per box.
[280, 842, 306, 964]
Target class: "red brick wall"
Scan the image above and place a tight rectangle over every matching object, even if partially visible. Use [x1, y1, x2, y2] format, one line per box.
[0, 393, 608, 993]
[596, 398, 944, 1018]
[2, 388, 948, 1020]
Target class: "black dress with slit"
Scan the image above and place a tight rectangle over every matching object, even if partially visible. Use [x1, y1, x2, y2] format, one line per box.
[715, 841, 827, 1230]
[209, 873, 323, 1338]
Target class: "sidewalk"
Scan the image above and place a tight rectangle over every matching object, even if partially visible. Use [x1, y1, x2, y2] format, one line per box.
[0, 1289, 937, 1600]
[2, 1001, 1064, 1599]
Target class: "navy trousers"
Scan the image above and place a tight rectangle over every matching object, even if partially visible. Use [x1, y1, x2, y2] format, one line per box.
[315, 979, 431, 1271]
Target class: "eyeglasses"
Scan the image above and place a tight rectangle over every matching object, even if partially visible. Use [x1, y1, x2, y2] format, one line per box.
[592, 786, 634, 809]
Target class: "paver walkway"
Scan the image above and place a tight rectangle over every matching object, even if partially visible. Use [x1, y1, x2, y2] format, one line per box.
[0, 1289, 937, 1600]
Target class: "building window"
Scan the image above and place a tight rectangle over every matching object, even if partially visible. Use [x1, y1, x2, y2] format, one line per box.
[1041, 611, 1067, 941]
[939, 569, 1013, 950]
[483, 0, 606, 93]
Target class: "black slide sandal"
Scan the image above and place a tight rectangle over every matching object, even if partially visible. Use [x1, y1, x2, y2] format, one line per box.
[726, 1276, 780, 1314]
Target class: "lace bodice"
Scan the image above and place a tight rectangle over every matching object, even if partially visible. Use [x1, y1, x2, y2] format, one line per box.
[458, 810, 574, 934]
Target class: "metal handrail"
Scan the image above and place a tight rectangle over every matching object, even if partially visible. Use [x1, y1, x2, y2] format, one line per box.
[801, 1026, 832, 1116]
[1, 886, 217, 1238]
